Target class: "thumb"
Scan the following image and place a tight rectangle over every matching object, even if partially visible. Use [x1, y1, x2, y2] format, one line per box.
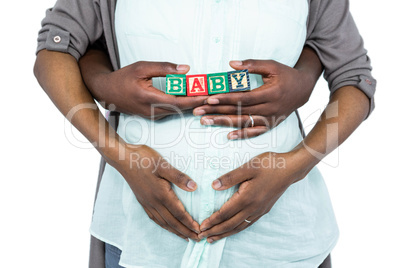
[212, 166, 252, 190]
[135, 61, 190, 78]
[229, 59, 277, 76]
[159, 164, 197, 192]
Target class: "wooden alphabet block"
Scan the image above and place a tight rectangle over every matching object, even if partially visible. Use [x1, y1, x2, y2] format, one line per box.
[166, 74, 187, 95]
[186, 74, 208, 96]
[228, 69, 251, 92]
[207, 72, 230, 94]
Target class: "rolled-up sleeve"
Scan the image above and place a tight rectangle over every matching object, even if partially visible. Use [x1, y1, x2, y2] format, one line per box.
[306, 0, 376, 117]
[36, 0, 103, 61]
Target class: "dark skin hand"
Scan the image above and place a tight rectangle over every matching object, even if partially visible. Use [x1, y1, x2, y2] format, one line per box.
[79, 50, 208, 120]
[117, 144, 201, 241]
[198, 151, 303, 242]
[79, 46, 321, 138]
[198, 86, 369, 243]
[34, 50, 201, 242]
[194, 47, 323, 139]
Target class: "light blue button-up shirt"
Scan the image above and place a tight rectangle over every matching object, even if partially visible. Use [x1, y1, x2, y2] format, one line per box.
[90, 1, 339, 267]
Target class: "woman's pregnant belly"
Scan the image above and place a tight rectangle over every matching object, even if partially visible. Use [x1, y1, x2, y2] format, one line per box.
[118, 111, 302, 223]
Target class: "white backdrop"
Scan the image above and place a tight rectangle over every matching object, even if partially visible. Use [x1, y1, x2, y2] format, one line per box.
[0, 0, 400, 267]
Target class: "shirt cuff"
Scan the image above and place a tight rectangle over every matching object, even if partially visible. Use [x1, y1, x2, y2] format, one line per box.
[36, 28, 81, 61]
[331, 74, 376, 119]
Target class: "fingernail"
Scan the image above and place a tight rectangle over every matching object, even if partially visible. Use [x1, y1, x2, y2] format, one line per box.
[207, 98, 219, 105]
[230, 60, 243, 66]
[212, 180, 222, 189]
[201, 118, 214, 125]
[193, 109, 206, 116]
[199, 234, 205, 239]
[186, 238, 189, 242]
[207, 238, 214, 243]
[187, 180, 197, 190]
[200, 224, 207, 232]
[228, 133, 239, 140]
[176, 64, 189, 71]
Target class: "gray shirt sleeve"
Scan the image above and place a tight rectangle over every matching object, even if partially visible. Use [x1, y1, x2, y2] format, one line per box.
[36, 0, 103, 61]
[306, 0, 376, 117]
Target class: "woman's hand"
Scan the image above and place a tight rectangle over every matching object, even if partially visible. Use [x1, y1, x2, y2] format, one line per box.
[193, 47, 322, 139]
[79, 49, 208, 119]
[198, 151, 310, 243]
[115, 144, 201, 241]
[36, 50, 201, 242]
[198, 84, 370, 243]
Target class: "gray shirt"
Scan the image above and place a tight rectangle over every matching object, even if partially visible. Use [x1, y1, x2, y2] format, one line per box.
[36, 0, 376, 267]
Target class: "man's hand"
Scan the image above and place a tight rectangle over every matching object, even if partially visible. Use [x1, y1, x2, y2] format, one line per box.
[79, 50, 208, 119]
[197, 151, 309, 243]
[193, 47, 322, 139]
[117, 144, 201, 241]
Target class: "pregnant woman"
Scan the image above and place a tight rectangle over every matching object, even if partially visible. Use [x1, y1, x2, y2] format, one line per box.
[34, 0, 376, 267]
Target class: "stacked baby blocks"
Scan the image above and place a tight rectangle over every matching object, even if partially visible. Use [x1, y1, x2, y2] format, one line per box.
[166, 69, 250, 96]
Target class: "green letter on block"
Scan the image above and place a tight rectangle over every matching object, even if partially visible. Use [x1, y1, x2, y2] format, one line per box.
[207, 72, 230, 94]
[166, 74, 187, 95]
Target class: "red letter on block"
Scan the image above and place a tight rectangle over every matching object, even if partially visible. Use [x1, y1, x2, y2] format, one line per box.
[186, 74, 208, 96]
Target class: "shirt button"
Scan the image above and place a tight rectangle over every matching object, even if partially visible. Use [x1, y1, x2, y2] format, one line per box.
[214, 37, 221, 43]
[209, 162, 219, 169]
[53, 36, 61, 43]
[205, 204, 211, 212]
[365, 79, 372, 85]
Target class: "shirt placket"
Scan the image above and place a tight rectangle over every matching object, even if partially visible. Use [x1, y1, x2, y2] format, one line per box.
[206, 0, 225, 73]
[200, 0, 226, 224]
